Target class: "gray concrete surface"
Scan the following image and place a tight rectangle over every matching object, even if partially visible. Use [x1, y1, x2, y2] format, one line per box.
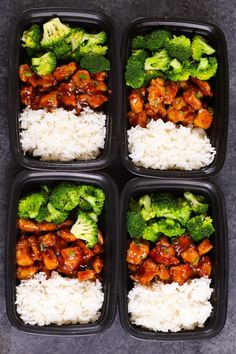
[0, 0, 235, 353]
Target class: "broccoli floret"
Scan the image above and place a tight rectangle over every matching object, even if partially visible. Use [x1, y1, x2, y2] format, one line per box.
[129, 197, 141, 212]
[168, 59, 191, 81]
[40, 17, 71, 50]
[192, 34, 215, 61]
[191, 57, 218, 80]
[79, 44, 108, 56]
[81, 31, 107, 46]
[175, 198, 192, 225]
[142, 223, 160, 242]
[49, 182, 80, 212]
[79, 31, 107, 56]
[22, 24, 41, 52]
[125, 57, 145, 88]
[53, 41, 71, 60]
[65, 27, 85, 50]
[78, 185, 105, 216]
[143, 70, 166, 85]
[184, 191, 209, 215]
[146, 29, 172, 51]
[131, 49, 148, 63]
[70, 212, 98, 248]
[131, 34, 147, 49]
[139, 194, 156, 221]
[31, 52, 56, 76]
[186, 215, 215, 242]
[18, 192, 48, 219]
[80, 55, 110, 74]
[127, 211, 146, 239]
[155, 218, 185, 237]
[40, 202, 68, 224]
[165, 35, 192, 62]
[144, 50, 170, 71]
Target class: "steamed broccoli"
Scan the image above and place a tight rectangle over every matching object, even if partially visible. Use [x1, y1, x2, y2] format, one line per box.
[175, 198, 192, 225]
[80, 55, 110, 73]
[18, 192, 47, 219]
[168, 59, 191, 81]
[131, 34, 147, 49]
[191, 57, 218, 80]
[127, 211, 146, 239]
[139, 194, 156, 221]
[22, 24, 41, 52]
[79, 31, 107, 56]
[155, 218, 185, 237]
[184, 191, 209, 215]
[146, 29, 172, 51]
[142, 223, 160, 242]
[81, 31, 107, 46]
[49, 182, 80, 212]
[186, 215, 215, 242]
[143, 69, 166, 85]
[37, 202, 68, 224]
[165, 35, 192, 62]
[129, 197, 141, 212]
[79, 44, 108, 56]
[192, 34, 215, 61]
[31, 52, 56, 76]
[70, 212, 98, 248]
[65, 27, 85, 51]
[40, 17, 71, 50]
[53, 41, 71, 60]
[125, 57, 145, 88]
[78, 185, 105, 216]
[144, 50, 170, 71]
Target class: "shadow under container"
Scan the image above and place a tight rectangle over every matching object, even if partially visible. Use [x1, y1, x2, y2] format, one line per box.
[6, 171, 118, 335]
[120, 18, 228, 178]
[119, 178, 228, 340]
[8, 8, 119, 170]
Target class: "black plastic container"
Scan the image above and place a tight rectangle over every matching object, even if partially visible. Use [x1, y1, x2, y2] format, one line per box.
[119, 178, 228, 340]
[8, 8, 119, 170]
[6, 171, 118, 335]
[120, 19, 228, 178]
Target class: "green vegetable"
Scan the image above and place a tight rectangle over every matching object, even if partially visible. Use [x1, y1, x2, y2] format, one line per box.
[125, 57, 145, 88]
[127, 211, 146, 239]
[131, 49, 148, 63]
[165, 35, 192, 62]
[40, 17, 71, 50]
[142, 223, 160, 242]
[78, 185, 105, 216]
[191, 57, 218, 80]
[144, 50, 170, 71]
[22, 24, 41, 52]
[70, 212, 98, 248]
[65, 27, 85, 50]
[143, 69, 166, 85]
[31, 52, 56, 76]
[139, 194, 156, 221]
[186, 215, 215, 242]
[53, 41, 71, 60]
[131, 34, 147, 49]
[79, 44, 108, 56]
[168, 59, 191, 81]
[79, 31, 107, 56]
[49, 182, 81, 212]
[154, 218, 185, 237]
[146, 29, 172, 51]
[80, 55, 110, 73]
[192, 34, 215, 61]
[45, 202, 68, 224]
[18, 192, 47, 219]
[184, 191, 209, 215]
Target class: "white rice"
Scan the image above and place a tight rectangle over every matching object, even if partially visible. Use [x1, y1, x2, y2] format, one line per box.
[128, 278, 213, 332]
[127, 119, 216, 170]
[19, 107, 106, 162]
[15, 272, 104, 326]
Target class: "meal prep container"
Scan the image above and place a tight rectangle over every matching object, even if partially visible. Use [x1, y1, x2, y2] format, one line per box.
[8, 8, 119, 170]
[120, 19, 228, 178]
[119, 178, 228, 340]
[6, 171, 118, 335]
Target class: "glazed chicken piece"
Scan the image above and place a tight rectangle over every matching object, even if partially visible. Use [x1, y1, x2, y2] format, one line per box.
[93, 71, 107, 81]
[87, 94, 108, 109]
[197, 238, 213, 256]
[149, 237, 180, 266]
[196, 256, 212, 277]
[53, 236, 67, 256]
[20, 86, 35, 106]
[57, 219, 74, 230]
[36, 90, 58, 109]
[27, 235, 41, 261]
[74, 240, 94, 265]
[173, 234, 193, 256]
[77, 269, 97, 281]
[86, 80, 107, 94]
[147, 79, 165, 107]
[183, 86, 203, 110]
[19, 64, 37, 87]
[181, 245, 200, 266]
[194, 108, 213, 129]
[16, 265, 38, 280]
[42, 249, 58, 270]
[91, 242, 103, 255]
[57, 82, 77, 109]
[126, 241, 150, 265]
[53, 62, 78, 82]
[98, 230, 104, 245]
[72, 69, 91, 89]
[167, 108, 186, 123]
[155, 264, 171, 282]
[131, 258, 160, 285]
[171, 96, 186, 111]
[18, 218, 56, 232]
[57, 229, 77, 242]
[91, 256, 103, 273]
[163, 81, 179, 104]
[16, 237, 34, 266]
[145, 102, 167, 117]
[58, 247, 83, 275]
[190, 77, 213, 97]
[129, 91, 144, 113]
[37, 73, 57, 92]
[170, 263, 193, 285]
[128, 111, 148, 128]
[38, 233, 56, 248]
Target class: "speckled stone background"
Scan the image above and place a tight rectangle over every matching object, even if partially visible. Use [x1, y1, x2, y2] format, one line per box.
[0, 0, 235, 353]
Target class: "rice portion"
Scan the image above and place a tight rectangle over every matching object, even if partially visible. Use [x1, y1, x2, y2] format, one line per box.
[19, 107, 106, 162]
[16, 272, 104, 326]
[128, 278, 213, 332]
[127, 119, 216, 170]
